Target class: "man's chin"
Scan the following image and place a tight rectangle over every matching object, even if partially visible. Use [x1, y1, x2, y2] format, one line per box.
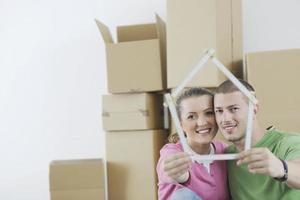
[226, 135, 245, 143]
[222, 131, 235, 140]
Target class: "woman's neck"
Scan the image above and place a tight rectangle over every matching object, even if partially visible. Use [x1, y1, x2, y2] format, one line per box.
[188, 141, 211, 155]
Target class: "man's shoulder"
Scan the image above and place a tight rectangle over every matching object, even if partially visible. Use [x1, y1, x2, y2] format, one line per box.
[271, 129, 300, 143]
[268, 128, 300, 159]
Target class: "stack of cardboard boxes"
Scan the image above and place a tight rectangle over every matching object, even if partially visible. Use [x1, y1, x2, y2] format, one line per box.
[98, 1, 244, 199]
[96, 15, 168, 200]
[49, 0, 300, 199]
[49, 1, 244, 199]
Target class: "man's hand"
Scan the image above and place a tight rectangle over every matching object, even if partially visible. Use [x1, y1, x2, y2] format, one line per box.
[163, 152, 192, 183]
[236, 147, 284, 178]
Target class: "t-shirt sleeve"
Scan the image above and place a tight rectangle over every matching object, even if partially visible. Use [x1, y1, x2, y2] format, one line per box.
[280, 134, 300, 160]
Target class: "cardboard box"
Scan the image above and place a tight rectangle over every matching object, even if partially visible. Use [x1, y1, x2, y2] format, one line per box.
[106, 130, 167, 200]
[49, 159, 105, 200]
[167, 0, 243, 88]
[246, 49, 300, 132]
[102, 93, 164, 131]
[95, 15, 166, 93]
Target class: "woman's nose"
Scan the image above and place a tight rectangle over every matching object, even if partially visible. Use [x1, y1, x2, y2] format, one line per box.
[196, 116, 207, 126]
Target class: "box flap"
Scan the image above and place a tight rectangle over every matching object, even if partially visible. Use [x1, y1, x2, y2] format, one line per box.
[95, 19, 114, 44]
[231, 0, 243, 62]
[155, 14, 166, 43]
[117, 23, 157, 42]
[155, 14, 167, 89]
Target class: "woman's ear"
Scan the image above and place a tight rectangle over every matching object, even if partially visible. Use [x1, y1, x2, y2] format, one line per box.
[254, 103, 259, 115]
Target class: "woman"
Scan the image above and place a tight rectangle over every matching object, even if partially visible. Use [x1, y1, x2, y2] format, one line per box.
[156, 87, 229, 200]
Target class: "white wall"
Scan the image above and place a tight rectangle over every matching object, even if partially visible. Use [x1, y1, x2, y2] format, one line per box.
[0, 0, 299, 199]
[243, 0, 300, 53]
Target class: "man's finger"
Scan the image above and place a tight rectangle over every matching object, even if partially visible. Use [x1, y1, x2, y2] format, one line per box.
[248, 161, 267, 170]
[248, 167, 268, 175]
[237, 147, 269, 160]
[237, 153, 267, 165]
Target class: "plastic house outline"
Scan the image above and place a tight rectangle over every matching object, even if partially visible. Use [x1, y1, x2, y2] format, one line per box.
[164, 48, 258, 162]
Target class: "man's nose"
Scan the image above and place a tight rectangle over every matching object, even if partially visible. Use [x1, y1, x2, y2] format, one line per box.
[221, 110, 232, 122]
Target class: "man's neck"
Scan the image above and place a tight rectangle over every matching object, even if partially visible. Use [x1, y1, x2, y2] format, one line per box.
[235, 122, 265, 152]
[234, 139, 245, 152]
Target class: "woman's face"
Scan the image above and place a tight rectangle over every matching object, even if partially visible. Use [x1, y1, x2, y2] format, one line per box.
[180, 95, 218, 146]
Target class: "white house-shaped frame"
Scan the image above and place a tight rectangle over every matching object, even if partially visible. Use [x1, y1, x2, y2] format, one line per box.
[164, 48, 258, 162]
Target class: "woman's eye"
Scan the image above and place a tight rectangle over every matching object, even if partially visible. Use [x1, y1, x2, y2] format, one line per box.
[206, 111, 214, 116]
[187, 115, 196, 120]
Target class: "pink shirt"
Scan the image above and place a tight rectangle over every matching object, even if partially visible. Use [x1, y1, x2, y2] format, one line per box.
[156, 140, 230, 200]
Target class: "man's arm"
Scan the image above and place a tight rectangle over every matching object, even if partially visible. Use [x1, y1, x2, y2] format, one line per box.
[285, 157, 300, 188]
[236, 147, 300, 189]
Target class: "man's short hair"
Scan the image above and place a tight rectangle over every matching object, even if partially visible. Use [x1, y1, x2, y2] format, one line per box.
[215, 79, 255, 94]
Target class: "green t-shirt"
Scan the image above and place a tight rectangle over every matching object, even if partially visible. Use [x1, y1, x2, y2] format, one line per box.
[226, 128, 300, 200]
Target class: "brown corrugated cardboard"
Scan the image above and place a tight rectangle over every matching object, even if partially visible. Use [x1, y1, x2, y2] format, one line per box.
[167, 0, 243, 88]
[106, 130, 167, 200]
[102, 93, 164, 131]
[95, 15, 166, 93]
[49, 159, 105, 200]
[246, 49, 300, 132]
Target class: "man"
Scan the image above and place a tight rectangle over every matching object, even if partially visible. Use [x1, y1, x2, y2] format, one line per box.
[214, 79, 300, 199]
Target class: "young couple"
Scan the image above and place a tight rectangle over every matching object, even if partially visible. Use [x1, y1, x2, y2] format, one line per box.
[157, 79, 300, 200]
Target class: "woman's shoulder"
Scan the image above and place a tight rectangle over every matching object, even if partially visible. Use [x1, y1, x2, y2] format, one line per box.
[212, 140, 228, 154]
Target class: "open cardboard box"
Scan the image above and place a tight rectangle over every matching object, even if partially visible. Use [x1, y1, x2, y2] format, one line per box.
[95, 15, 166, 93]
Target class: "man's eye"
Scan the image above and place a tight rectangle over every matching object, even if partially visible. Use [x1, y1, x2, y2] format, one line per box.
[230, 107, 239, 112]
[215, 109, 223, 114]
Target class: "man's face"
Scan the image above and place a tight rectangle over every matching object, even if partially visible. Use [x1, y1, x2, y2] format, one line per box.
[214, 91, 249, 143]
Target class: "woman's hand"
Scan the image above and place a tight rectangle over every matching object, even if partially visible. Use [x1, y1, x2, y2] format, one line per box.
[162, 152, 192, 183]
